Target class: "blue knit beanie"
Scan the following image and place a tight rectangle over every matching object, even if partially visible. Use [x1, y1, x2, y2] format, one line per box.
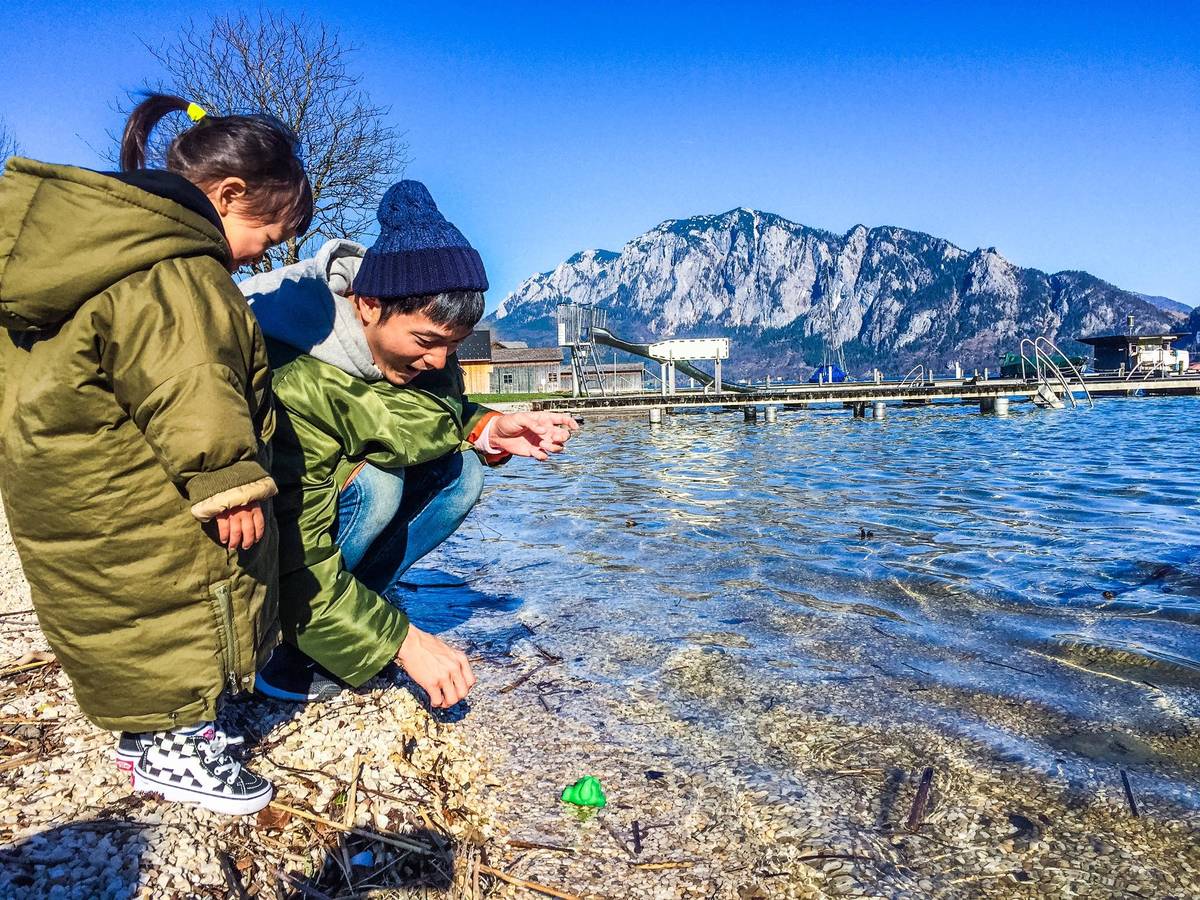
[352, 180, 488, 298]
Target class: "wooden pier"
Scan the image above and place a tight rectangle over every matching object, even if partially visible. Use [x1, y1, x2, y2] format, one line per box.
[527, 373, 1200, 417]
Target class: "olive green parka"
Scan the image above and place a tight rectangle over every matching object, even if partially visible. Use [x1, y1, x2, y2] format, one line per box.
[0, 159, 279, 732]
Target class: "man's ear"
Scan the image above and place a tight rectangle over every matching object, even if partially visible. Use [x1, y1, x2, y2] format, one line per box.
[353, 295, 384, 327]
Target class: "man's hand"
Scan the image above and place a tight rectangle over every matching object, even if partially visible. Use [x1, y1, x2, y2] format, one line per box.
[214, 502, 266, 550]
[488, 412, 580, 461]
[395, 624, 477, 708]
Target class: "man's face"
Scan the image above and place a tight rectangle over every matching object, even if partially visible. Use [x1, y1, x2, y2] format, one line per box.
[351, 295, 473, 385]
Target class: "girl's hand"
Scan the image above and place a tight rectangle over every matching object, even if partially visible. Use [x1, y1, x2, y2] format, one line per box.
[214, 502, 266, 550]
[489, 412, 580, 461]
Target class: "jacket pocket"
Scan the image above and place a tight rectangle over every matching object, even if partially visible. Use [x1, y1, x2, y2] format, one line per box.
[209, 580, 240, 690]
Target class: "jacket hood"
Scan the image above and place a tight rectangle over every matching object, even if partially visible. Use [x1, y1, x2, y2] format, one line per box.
[0, 157, 230, 331]
[240, 239, 384, 381]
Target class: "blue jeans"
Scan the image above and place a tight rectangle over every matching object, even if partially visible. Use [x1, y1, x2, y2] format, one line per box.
[334, 451, 485, 596]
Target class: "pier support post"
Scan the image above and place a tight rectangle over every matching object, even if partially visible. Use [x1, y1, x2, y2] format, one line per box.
[648, 407, 663, 425]
[993, 397, 1010, 416]
[852, 403, 866, 418]
[714, 358, 723, 393]
[743, 406, 758, 423]
[872, 401, 887, 419]
[764, 405, 778, 423]
[660, 363, 668, 397]
[979, 398, 995, 414]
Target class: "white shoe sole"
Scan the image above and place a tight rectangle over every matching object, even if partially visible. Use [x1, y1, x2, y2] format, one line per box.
[131, 767, 273, 816]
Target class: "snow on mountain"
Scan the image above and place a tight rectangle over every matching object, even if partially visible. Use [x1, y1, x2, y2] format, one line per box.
[487, 208, 1182, 377]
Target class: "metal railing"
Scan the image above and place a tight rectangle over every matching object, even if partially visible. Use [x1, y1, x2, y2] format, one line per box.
[1017, 337, 1094, 410]
[899, 364, 926, 388]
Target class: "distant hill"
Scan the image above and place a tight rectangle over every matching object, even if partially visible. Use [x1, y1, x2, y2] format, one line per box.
[1135, 293, 1193, 317]
[486, 208, 1184, 378]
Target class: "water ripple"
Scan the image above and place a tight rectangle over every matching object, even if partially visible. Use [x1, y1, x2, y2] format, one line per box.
[431, 397, 1200, 801]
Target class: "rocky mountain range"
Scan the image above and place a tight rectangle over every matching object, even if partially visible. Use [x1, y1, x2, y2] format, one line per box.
[487, 208, 1189, 378]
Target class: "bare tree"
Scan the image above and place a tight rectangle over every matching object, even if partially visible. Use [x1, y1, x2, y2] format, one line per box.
[0, 117, 20, 162]
[121, 12, 407, 268]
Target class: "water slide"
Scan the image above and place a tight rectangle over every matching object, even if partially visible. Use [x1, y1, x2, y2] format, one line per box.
[590, 326, 757, 394]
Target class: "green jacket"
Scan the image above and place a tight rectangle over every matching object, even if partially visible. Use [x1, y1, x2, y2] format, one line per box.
[268, 346, 495, 684]
[0, 158, 279, 731]
[240, 241, 501, 685]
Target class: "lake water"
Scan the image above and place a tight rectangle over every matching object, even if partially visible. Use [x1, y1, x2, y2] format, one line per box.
[407, 395, 1200, 813]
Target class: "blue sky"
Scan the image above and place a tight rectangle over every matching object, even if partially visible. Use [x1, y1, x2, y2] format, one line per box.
[2, 2, 1197, 310]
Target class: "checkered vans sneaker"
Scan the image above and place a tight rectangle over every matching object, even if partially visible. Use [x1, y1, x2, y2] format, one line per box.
[132, 724, 273, 816]
[115, 732, 155, 781]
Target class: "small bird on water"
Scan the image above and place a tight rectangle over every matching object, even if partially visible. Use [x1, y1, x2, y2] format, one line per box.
[859, 527, 875, 539]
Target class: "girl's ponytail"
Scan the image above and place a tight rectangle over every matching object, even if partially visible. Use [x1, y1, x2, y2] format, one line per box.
[119, 94, 190, 172]
[117, 93, 313, 237]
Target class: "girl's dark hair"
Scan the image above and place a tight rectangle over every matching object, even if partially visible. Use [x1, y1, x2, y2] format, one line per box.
[120, 93, 313, 236]
[380, 291, 485, 331]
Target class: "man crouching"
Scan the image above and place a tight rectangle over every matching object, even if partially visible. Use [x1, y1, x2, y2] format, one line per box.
[240, 180, 578, 708]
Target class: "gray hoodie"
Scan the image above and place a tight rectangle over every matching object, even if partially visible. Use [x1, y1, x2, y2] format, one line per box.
[239, 239, 383, 381]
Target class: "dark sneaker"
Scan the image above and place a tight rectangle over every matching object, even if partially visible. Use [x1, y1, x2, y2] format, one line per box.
[115, 732, 155, 781]
[254, 641, 346, 702]
[133, 723, 272, 816]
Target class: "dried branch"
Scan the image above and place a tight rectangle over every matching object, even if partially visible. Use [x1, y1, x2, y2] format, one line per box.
[0, 117, 20, 161]
[114, 11, 408, 268]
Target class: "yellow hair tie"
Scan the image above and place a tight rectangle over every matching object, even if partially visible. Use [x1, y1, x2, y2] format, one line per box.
[186, 102, 208, 123]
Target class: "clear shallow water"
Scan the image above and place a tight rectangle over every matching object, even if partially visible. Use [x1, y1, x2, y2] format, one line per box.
[407, 397, 1200, 806]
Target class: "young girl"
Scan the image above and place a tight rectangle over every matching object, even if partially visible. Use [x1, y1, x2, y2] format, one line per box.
[0, 94, 312, 815]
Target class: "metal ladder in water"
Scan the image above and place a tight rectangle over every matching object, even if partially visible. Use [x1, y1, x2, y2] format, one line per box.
[571, 347, 608, 397]
[1019, 337, 1094, 409]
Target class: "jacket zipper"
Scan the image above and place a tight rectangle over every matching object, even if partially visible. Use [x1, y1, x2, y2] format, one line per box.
[212, 582, 240, 691]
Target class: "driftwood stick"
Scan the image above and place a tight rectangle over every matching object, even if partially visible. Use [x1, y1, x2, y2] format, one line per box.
[477, 863, 581, 900]
[1119, 768, 1140, 817]
[601, 820, 635, 857]
[499, 661, 554, 694]
[630, 860, 693, 870]
[0, 659, 54, 678]
[978, 657, 1041, 678]
[218, 851, 251, 900]
[344, 752, 363, 827]
[906, 766, 935, 830]
[284, 873, 335, 900]
[266, 801, 433, 855]
[798, 852, 878, 863]
[0, 752, 40, 773]
[532, 642, 563, 662]
[632, 820, 644, 855]
[507, 838, 576, 853]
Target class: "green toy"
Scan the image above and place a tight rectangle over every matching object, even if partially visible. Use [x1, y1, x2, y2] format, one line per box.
[561, 776, 607, 808]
